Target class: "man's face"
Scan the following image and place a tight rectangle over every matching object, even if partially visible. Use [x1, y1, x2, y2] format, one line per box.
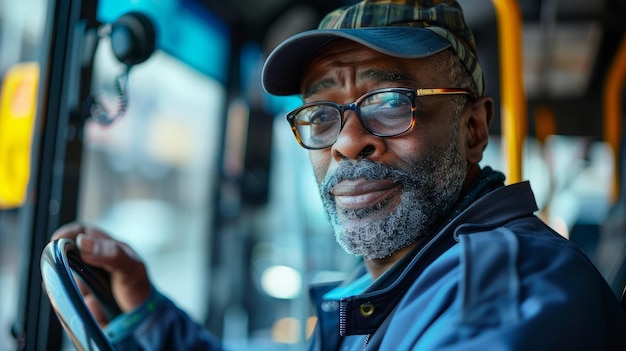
[299, 41, 470, 260]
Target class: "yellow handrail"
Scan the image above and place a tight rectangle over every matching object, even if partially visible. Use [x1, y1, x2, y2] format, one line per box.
[491, 0, 526, 184]
[603, 33, 626, 204]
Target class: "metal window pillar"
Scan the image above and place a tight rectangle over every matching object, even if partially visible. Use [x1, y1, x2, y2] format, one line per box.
[13, 0, 100, 350]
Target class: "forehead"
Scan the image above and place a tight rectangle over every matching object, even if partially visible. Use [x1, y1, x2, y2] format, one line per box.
[300, 39, 446, 96]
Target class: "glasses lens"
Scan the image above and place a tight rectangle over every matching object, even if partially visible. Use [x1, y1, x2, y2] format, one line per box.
[360, 91, 413, 136]
[293, 104, 341, 148]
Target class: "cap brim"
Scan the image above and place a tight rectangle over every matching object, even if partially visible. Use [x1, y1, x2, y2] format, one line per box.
[262, 27, 451, 96]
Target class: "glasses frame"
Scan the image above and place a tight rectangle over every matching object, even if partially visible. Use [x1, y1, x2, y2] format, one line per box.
[286, 87, 473, 149]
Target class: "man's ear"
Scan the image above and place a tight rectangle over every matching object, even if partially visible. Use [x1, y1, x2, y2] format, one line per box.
[464, 96, 494, 164]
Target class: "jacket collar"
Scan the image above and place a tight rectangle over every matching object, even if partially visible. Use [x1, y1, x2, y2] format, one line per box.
[335, 180, 538, 337]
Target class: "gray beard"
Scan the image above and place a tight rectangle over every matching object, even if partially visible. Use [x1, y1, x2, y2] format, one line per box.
[319, 140, 466, 260]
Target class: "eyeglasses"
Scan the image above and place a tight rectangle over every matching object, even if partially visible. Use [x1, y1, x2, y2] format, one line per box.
[286, 88, 473, 149]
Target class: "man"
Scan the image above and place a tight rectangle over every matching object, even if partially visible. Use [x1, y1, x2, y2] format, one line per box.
[52, 0, 626, 349]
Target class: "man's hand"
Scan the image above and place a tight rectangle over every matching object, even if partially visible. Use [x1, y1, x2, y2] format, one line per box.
[51, 222, 152, 326]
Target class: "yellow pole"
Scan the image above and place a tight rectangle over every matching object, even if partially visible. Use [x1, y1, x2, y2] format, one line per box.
[603, 34, 626, 204]
[491, 0, 526, 184]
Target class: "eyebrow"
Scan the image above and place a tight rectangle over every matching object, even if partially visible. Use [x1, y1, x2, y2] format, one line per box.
[359, 68, 418, 87]
[302, 68, 419, 99]
[303, 78, 337, 99]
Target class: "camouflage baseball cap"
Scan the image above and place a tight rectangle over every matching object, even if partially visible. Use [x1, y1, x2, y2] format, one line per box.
[262, 0, 484, 97]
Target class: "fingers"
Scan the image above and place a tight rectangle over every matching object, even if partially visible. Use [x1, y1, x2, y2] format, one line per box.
[75, 233, 141, 268]
[76, 233, 117, 259]
[51, 222, 86, 241]
[75, 232, 151, 312]
[52, 222, 152, 314]
[51, 221, 113, 242]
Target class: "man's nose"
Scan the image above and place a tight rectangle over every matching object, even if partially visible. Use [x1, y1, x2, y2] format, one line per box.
[331, 110, 384, 160]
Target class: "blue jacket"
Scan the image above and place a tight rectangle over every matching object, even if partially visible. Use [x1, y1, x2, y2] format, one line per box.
[110, 181, 626, 350]
[308, 181, 626, 350]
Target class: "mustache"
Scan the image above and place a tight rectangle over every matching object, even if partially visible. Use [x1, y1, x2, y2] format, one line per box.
[320, 159, 414, 194]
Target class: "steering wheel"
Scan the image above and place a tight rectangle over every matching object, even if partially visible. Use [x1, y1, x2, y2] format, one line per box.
[41, 238, 122, 351]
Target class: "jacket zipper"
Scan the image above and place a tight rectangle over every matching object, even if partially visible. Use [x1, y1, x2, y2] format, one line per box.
[361, 334, 370, 350]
